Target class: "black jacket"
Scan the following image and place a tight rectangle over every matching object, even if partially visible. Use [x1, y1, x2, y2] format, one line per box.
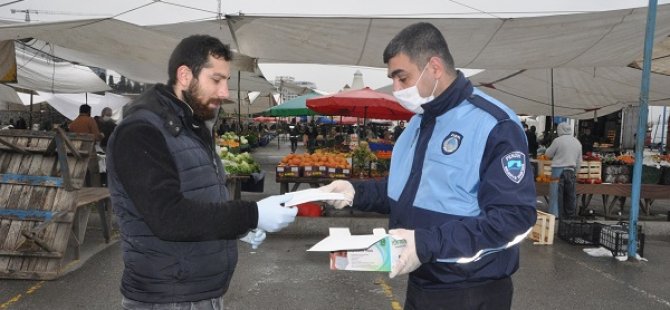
[107, 84, 258, 303]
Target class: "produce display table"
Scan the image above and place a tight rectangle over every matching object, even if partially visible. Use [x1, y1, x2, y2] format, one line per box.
[72, 187, 112, 259]
[535, 182, 669, 216]
[275, 176, 333, 194]
[226, 175, 251, 200]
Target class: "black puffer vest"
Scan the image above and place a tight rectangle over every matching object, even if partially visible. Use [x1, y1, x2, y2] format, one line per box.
[107, 85, 236, 303]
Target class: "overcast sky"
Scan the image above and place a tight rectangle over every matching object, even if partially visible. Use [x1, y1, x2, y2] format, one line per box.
[2, 0, 669, 93]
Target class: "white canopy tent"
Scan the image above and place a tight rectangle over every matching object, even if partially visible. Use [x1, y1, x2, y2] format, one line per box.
[223, 6, 670, 118]
[225, 6, 670, 69]
[11, 46, 110, 93]
[469, 67, 670, 119]
[0, 19, 273, 94]
[36, 91, 131, 121]
[0, 42, 109, 111]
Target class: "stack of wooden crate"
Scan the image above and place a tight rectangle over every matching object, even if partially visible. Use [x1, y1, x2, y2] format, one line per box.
[578, 161, 602, 181]
[0, 129, 95, 280]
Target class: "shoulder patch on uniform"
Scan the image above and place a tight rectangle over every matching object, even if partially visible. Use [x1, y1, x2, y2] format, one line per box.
[501, 151, 526, 183]
[441, 131, 463, 155]
[469, 95, 509, 122]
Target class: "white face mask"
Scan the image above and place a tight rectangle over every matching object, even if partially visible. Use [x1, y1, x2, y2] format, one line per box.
[393, 64, 438, 114]
[102, 116, 112, 122]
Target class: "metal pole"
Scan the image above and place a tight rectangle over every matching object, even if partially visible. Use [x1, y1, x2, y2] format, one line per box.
[237, 71, 242, 145]
[629, 0, 657, 259]
[550, 68, 555, 135]
[660, 106, 667, 153]
[29, 93, 33, 129]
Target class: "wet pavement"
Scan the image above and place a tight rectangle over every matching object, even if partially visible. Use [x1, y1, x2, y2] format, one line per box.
[1, 135, 669, 309]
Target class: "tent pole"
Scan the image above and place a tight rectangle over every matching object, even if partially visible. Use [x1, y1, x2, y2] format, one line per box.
[660, 107, 667, 153]
[29, 93, 33, 129]
[629, 0, 657, 259]
[550, 68, 555, 135]
[277, 117, 280, 150]
[237, 71, 241, 143]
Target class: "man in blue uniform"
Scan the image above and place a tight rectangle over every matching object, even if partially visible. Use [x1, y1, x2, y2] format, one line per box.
[320, 23, 537, 309]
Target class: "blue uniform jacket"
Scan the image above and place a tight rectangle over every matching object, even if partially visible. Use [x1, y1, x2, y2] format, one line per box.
[352, 72, 537, 290]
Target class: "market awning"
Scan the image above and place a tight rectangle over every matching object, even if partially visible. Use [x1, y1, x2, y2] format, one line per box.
[469, 67, 670, 119]
[226, 5, 670, 69]
[306, 87, 412, 121]
[263, 93, 321, 117]
[0, 19, 273, 93]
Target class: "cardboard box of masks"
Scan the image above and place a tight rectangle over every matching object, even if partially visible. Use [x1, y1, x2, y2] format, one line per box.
[307, 228, 406, 272]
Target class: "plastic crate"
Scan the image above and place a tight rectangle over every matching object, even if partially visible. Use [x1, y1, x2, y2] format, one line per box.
[240, 175, 265, 193]
[368, 142, 393, 152]
[558, 219, 602, 245]
[641, 165, 661, 184]
[599, 223, 645, 257]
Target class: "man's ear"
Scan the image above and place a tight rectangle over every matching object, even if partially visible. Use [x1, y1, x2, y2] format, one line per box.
[175, 65, 193, 89]
[427, 56, 445, 80]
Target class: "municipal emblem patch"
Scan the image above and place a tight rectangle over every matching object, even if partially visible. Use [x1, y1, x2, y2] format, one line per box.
[441, 132, 463, 155]
[501, 151, 526, 183]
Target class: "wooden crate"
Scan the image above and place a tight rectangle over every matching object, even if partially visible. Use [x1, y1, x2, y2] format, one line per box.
[536, 160, 552, 177]
[0, 129, 95, 280]
[578, 161, 602, 180]
[303, 165, 327, 177]
[528, 210, 555, 245]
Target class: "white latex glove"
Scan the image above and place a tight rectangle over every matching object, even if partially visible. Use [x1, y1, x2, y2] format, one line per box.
[256, 194, 298, 232]
[319, 180, 354, 209]
[389, 229, 421, 279]
[240, 229, 267, 249]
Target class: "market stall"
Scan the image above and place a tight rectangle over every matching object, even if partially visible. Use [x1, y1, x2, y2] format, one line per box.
[534, 153, 670, 217]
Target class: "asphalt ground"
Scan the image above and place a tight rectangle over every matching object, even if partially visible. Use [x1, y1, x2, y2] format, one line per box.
[1, 135, 669, 309]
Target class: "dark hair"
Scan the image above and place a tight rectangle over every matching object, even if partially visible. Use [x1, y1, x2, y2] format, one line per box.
[79, 104, 91, 114]
[383, 22, 456, 75]
[167, 35, 232, 86]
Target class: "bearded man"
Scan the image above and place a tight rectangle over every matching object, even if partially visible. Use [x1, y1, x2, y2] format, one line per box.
[106, 35, 297, 309]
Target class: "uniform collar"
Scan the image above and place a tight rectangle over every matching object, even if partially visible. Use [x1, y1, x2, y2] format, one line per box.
[421, 71, 473, 118]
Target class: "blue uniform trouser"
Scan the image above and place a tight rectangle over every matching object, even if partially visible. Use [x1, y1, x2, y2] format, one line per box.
[404, 277, 513, 310]
[549, 167, 577, 218]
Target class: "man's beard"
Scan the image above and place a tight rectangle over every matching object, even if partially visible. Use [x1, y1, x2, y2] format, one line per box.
[182, 79, 220, 121]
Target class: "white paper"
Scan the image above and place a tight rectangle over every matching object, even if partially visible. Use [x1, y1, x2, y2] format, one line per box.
[307, 228, 387, 252]
[282, 188, 348, 207]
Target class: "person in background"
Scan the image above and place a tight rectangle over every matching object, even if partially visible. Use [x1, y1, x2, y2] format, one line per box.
[393, 120, 405, 141]
[524, 124, 538, 158]
[98, 107, 117, 152]
[106, 35, 297, 310]
[306, 120, 318, 153]
[288, 119, 300, 153]
[545, 122, 582, 219]
[15, 116, 27, 129]
[319, 22, 536, 310]
[578, 127, 595, 155]
[69, 104, 103, 141]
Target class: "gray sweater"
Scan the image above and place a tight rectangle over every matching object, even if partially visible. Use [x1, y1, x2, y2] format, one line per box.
[545, 122, 582, 169]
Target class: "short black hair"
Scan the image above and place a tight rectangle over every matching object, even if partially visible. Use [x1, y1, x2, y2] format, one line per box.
[383, 22, 456, 75]
[79, 104, 91, 114]
[167, 35, 232, 86]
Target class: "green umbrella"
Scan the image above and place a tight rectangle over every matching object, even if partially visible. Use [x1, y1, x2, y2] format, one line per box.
[263, 92, 320, 117]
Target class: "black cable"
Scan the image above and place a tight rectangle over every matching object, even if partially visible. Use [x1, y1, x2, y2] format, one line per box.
[161, 1, 218, 14]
